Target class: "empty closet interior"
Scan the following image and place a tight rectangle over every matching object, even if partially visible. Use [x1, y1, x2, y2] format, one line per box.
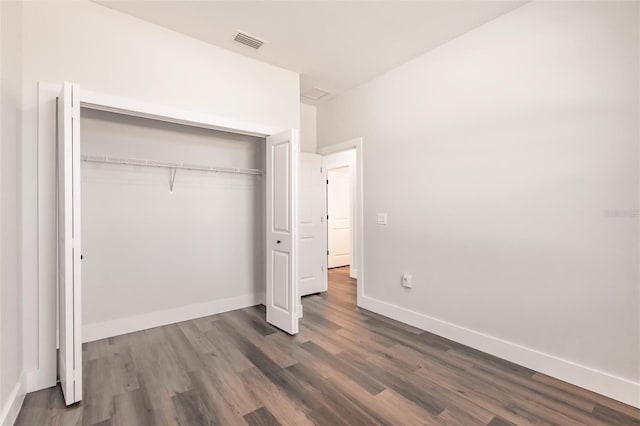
[80, 108, 266, 341]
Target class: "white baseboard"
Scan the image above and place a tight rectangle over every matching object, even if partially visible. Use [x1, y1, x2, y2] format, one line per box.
[83, 293, 265, 343]
[0, 371, 26, 426]
[25, 369, 56, 394]
[359, 295, 640, 409]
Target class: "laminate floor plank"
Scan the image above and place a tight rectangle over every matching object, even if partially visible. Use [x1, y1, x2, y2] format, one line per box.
[134, 373, 179, 426]
[16, 267, 640, 426]
[171, 389, 210, 426]
[533, 372, 640, 419]
[238, 368, 314, 426]
[185, 371, 246, 425]
[464, 366, 605, 426]
[299, 341, 387, 396]
[111, 389, 152, 426]
[285, 363, 386, 426]
[250, 334, 298, 369]
[243, 407, 281, 426]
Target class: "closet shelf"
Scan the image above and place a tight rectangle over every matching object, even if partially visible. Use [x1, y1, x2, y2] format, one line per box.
[80, 155, 263, 175]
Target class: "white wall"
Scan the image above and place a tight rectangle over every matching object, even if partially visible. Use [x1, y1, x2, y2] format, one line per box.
[317, 1, 640, 406]
[0, 1, 24, 424]
[300, 103, 317, 153]
[81, 110, 264, 340]
[22, 0, 299, 391]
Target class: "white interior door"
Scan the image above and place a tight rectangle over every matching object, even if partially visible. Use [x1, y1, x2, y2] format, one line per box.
[299, 153, 324, 296]
[327, 168, 351, 268]
[58, 82, 82, 405]
[266, 129, 299, 334]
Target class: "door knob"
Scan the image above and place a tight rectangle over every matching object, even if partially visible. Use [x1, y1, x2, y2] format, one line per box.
[277, 240, 281, 244]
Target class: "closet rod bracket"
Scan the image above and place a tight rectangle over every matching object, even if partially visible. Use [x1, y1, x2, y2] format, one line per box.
[169, 167, 177, 193]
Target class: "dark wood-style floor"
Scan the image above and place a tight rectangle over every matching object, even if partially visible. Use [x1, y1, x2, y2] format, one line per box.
[16, 267, 640, 425]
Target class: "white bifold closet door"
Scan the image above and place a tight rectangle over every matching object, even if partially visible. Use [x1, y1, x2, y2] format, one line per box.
[266, 129, 300, 334]
[299, 153, 324, 296]
[58, 82, 83, 405]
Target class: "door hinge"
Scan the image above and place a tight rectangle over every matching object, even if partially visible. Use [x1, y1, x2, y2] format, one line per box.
[327, 250, 329, 255]
[326, 179, 329, 185]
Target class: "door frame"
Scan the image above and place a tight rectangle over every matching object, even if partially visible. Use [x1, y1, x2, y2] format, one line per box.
[32, 81, 294, 393]
[318, 138, 364, 306]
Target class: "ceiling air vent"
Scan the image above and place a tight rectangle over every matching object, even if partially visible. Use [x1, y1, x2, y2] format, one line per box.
[301, 88, 330, 101]
[233, 31, 265, 50]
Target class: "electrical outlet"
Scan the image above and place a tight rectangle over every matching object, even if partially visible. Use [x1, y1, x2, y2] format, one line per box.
[377, 212, 388, 225]
[402, 273, 413, 288]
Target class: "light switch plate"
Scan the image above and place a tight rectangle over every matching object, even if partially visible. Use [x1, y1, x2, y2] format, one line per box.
[377, 212, 388, 225]
[402, 273, 413, 288]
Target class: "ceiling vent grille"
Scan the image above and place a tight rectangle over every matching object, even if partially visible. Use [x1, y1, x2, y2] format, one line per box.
[233, 31, 265, 50]
[301, 88, 330, 101]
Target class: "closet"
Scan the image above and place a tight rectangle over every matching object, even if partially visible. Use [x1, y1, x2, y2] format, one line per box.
[57, 82, 299, 406]
[81, 109, 264, 333]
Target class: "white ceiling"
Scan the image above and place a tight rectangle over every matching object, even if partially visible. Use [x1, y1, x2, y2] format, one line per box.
[95, 1, 525, 104]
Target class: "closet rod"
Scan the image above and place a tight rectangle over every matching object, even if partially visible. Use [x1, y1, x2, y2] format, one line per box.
[80, 155, 263, 175]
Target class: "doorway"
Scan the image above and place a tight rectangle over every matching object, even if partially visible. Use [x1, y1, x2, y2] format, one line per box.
[322, 148, 357, 285]
[318, 138, 364, 306]
[298, 138, 364, 306]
